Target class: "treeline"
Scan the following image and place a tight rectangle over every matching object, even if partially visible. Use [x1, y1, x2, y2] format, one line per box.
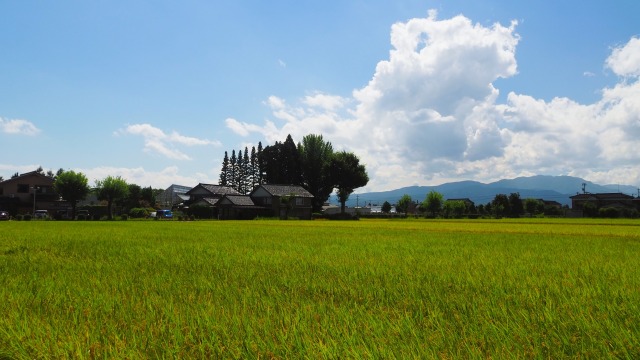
[219, 134, 368, 212]
[393, 191, 566, 218]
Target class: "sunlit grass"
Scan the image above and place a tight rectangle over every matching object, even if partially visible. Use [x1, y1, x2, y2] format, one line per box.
[1, 219, 639, 358]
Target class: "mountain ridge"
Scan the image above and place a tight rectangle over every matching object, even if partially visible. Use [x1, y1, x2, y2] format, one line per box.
[342, 175, 638, 207]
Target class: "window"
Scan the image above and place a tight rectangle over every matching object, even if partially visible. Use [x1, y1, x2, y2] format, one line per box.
[17, 184, 29, 193]
[295, 198, 306, 206]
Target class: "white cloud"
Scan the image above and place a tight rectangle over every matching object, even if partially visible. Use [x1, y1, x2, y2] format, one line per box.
[302, 93, 348, 111]
[116, 123, 220, 161]
[606, 36, 640, 78]
[79, 165, 206, 189]
[226, 11, 640, 191]
[0, 117, 41, 136]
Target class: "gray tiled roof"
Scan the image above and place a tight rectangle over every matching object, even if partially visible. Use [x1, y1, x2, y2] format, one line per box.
[223, 195, 256, 206]
[258, 184, 314, 197]
[190, 183, 240, 195]
[195, 197, 219, 206]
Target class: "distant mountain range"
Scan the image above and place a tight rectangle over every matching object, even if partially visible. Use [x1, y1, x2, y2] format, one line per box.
[342, 175, 639, 207]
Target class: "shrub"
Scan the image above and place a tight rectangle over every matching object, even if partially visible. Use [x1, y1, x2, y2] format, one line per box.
[328, 213, 359, 220]
[15, 214, 23, 221]
[129, 208, 149, 219]
[120, 214, 129, 221]
[599, 207, 619, 218]
[23, 214, 32, 221]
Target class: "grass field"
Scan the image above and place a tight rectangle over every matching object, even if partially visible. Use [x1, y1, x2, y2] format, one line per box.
[1, 218, 639, 359]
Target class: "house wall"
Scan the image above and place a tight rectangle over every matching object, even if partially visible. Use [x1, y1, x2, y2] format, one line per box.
[0, 173, 59, 215]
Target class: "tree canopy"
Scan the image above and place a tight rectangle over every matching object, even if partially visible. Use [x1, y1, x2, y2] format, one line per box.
[422, 190, 443, 217]
[298, 134, 334, 212]
[396, 194, 413, 215]
[54, 170, 90, 219]
[95, 176, 129, 220]
[329, 151, 369, 213]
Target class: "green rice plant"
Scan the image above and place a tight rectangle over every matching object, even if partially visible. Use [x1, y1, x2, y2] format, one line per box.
[0, 219, 639, 358]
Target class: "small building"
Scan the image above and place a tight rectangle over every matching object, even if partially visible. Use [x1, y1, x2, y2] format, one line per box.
[155, 184, 192, 208]
[250, 184, 314, 220]
[217, 195, 269, 220]
[570, 193, 636, 211]
[0, 170, 63, 216]
[184, 183, 240, 218]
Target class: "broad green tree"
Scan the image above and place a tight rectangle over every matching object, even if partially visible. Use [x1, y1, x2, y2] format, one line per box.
[54, 170, 90, 219]
[492, 194, 510, 218]
[381, 201, 392, 213]
[299, 134, 334, 212]
[422, 190, 443, 217]
[95, 176, 129, 220]
[396, 194, 413, 215]
[443, 200, 466, 219]
[508, 192, 524, 217]
[524, 198, 543, 215]
[124, 183, 142, 211]
[329, 151, 369, 213]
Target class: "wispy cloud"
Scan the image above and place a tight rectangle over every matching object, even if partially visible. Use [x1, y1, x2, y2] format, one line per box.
[116, 123, 220, 160]
[0, 117, 41, 136]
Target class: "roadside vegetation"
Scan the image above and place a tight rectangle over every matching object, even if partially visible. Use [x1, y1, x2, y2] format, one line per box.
[1, 219, 639, 358]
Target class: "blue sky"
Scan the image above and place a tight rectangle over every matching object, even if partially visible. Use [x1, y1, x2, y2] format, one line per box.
[1, 1, 639, 192]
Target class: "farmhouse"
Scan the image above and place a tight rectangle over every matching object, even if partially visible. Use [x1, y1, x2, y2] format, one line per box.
[185, 183, 314, 220]
[570, 192, 637, 211]
[0, 171, 66, 216]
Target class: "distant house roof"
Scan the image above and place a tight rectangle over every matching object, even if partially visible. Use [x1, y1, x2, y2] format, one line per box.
[0, 170, 53, 185]
[446, 198, 475, 205]
[539, 199, 562, 207]
[186, 183, 240, 196]
[570, 193, 634, 200]
[252, 184, 313, 198]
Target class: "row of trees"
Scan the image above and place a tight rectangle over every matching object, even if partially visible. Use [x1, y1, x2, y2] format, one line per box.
[53, 171, 158, 219]
[219, 134, 369, 212]
[389, 191, 564, 218]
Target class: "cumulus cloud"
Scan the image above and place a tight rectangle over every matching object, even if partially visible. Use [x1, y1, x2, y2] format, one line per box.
[0, 117, 41, 136]
[226, 11, 640, 190]
[116, 123, 220, 160]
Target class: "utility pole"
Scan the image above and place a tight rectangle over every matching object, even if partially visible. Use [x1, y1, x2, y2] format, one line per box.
[32, 186, 39, 215]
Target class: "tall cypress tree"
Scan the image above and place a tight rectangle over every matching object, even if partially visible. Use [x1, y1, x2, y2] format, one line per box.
[229, 150, 237, 191]
[250, 146, 258, 189]
[242, 147, 251, 194]
[282, 134, 303, 185]
[219, 151, 229, 186]
[257, 141, 265, 185]
[235, 149, 244, 193]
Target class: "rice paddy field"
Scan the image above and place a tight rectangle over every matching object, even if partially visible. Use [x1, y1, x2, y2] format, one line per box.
[0, 218, 639, 359]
